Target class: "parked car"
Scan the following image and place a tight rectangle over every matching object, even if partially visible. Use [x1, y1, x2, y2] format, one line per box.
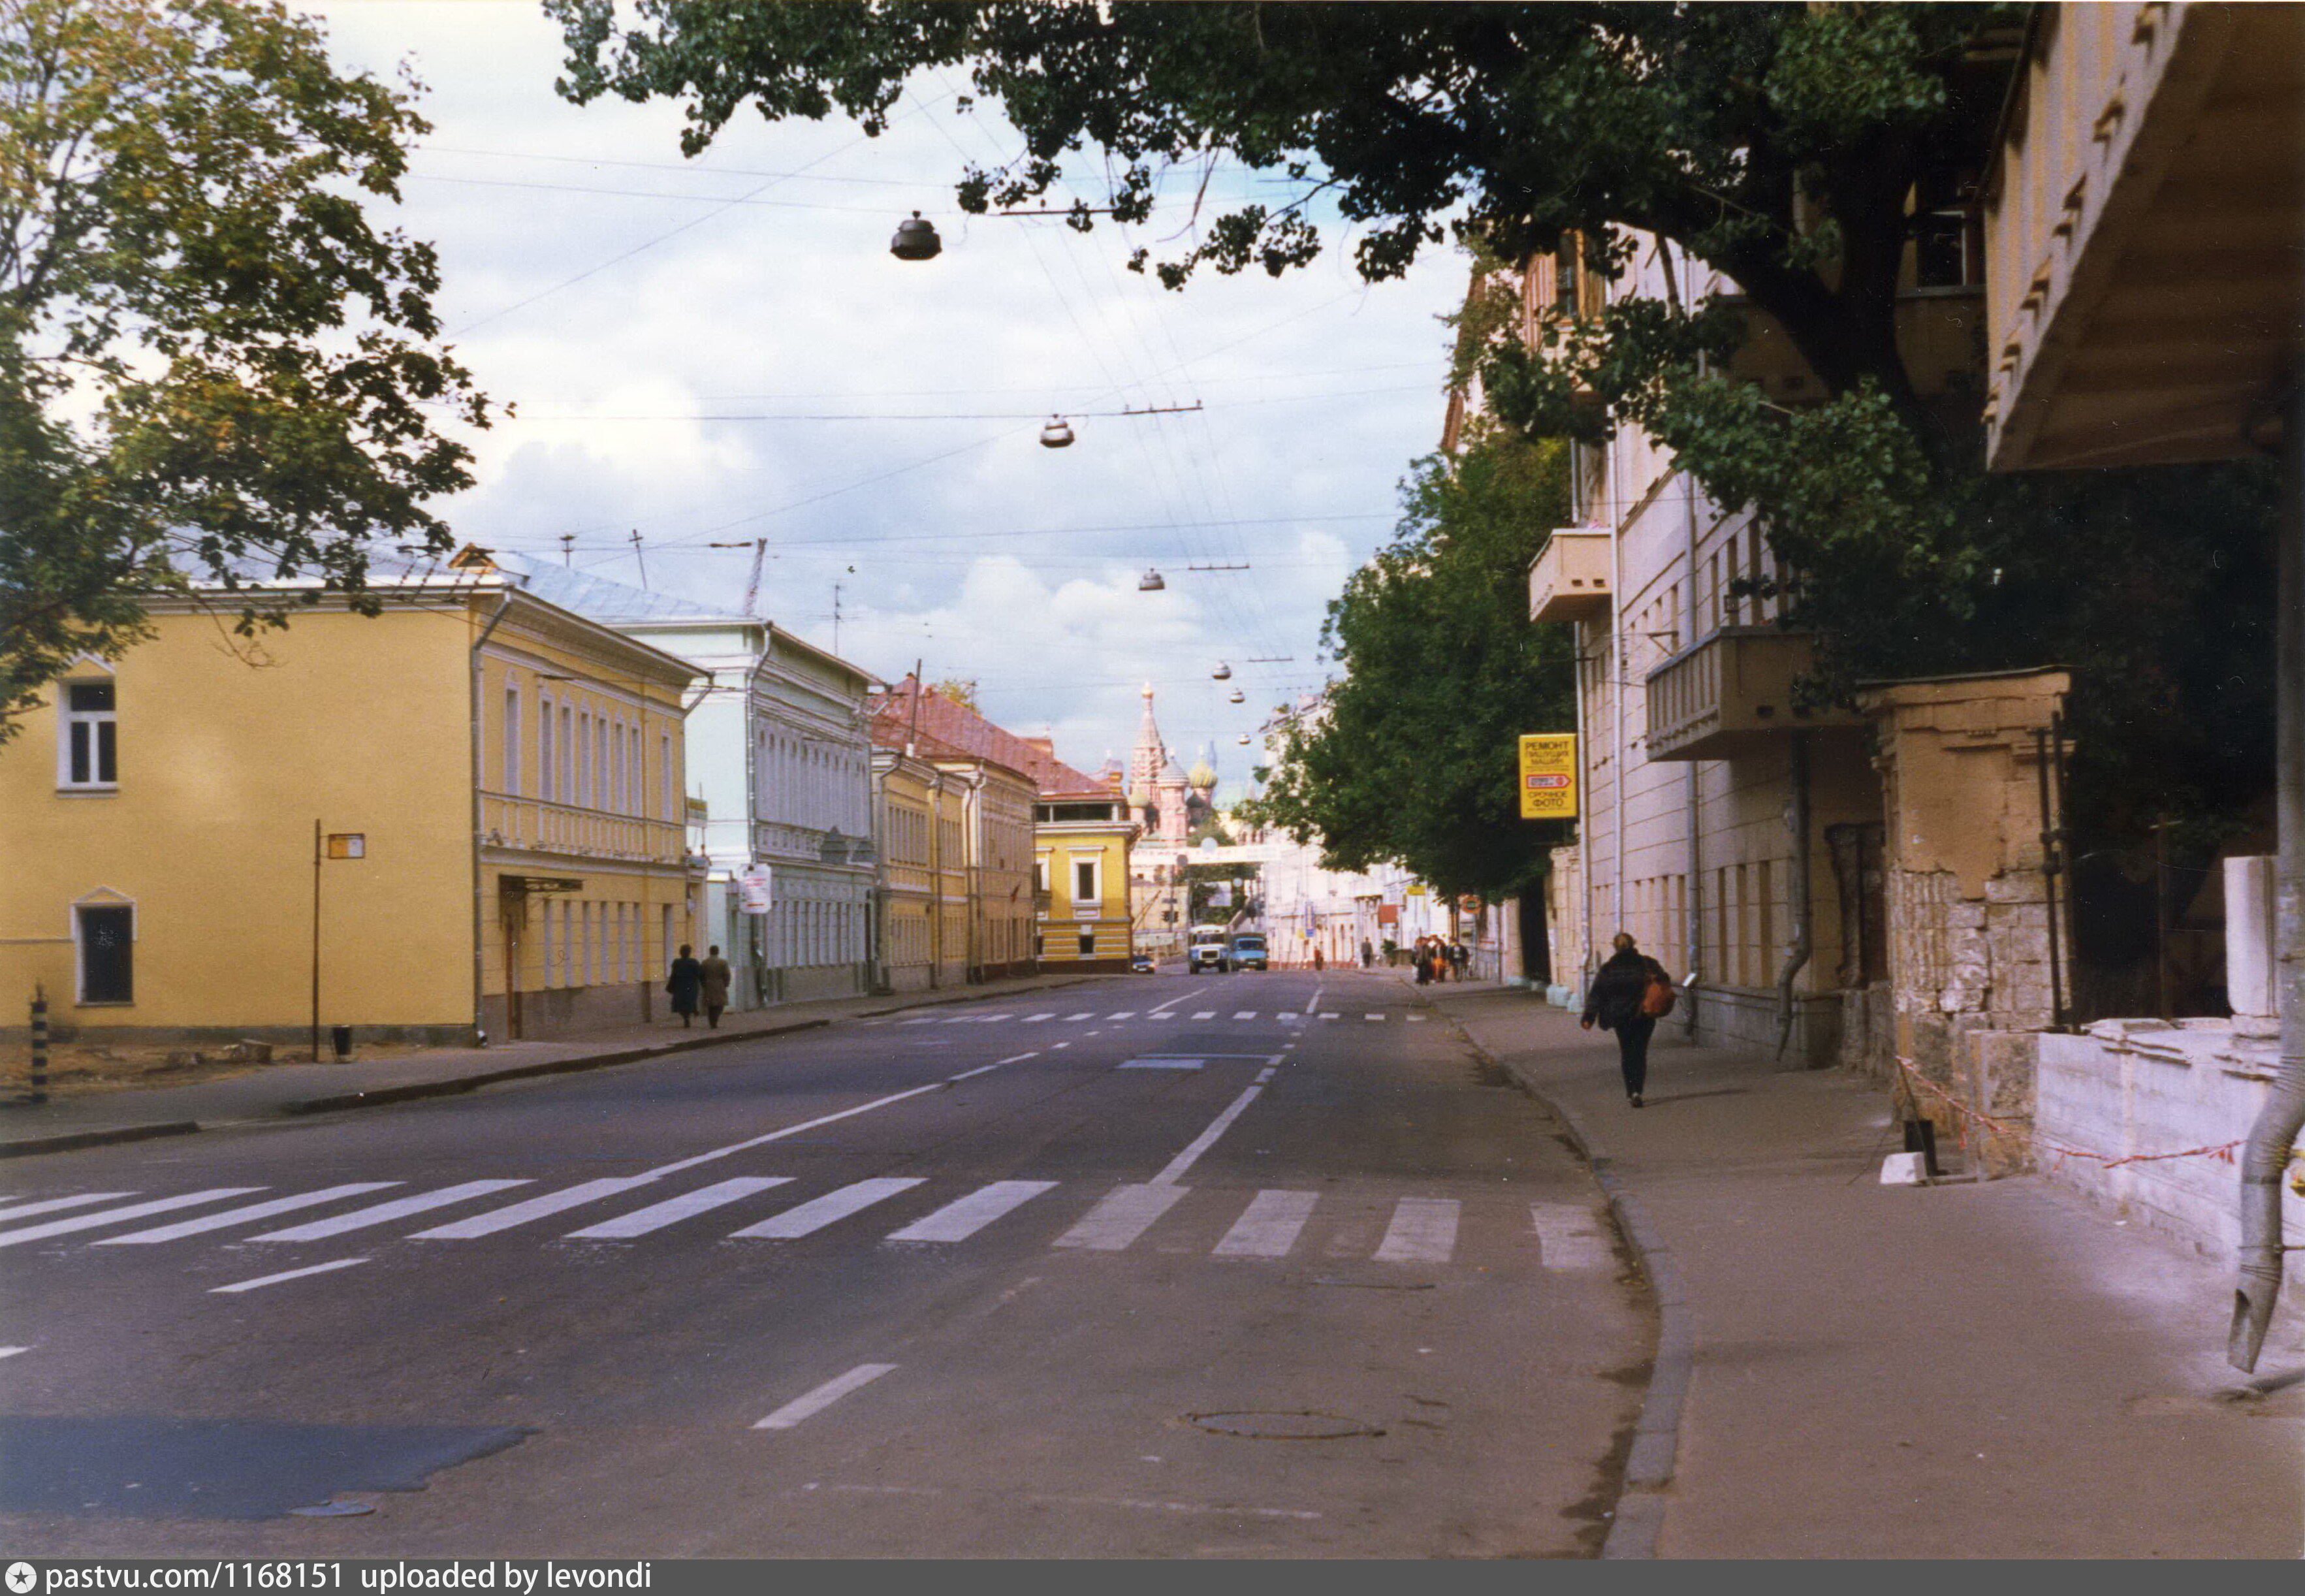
[1129, 953, 1156, 974]
[1227, 933, 1268, 971]
[1188, 936, 1230, 974]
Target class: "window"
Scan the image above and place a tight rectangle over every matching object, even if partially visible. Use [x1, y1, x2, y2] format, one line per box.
[76, 902, 133, 1004]
[559, 707, 573, 803]
[59, 680, 117, 789]
[577, 713, 592, 808]
[596, 718, 611, 812]
[1074, 858, 1098, 904]
[660, 732, 673, 820]
[661, 904, 673, 974]
[502, 684, 521, 796]
[1077, 929, 1096, 958]
[540, 895, 554, 986]
[539, 697, 555, 802]
[609, 720, 624, 814]
[626, 726, 640, 814]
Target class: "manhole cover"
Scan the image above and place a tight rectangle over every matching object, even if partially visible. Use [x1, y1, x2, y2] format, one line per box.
[1186, 1410, 1384, 1440]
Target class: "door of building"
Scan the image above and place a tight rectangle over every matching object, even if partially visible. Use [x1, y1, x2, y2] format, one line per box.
[78, 904, 133, 1004]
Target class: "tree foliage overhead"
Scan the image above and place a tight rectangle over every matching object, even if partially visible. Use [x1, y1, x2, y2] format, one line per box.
[1238, 429, 1574, 900]
[553, 1, 2276, 844]
[1, 0, 492, 731]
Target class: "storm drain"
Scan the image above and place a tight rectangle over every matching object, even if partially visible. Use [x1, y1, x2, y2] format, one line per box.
[1186, 1411, 1384, 1441]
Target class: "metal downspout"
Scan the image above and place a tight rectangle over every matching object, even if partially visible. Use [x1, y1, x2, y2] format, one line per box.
[469, 586, 517, 1045]
[1683, 472, 1704, 1035]
[1774, 731, 1814, 1062]
[1609, 433, 1627, 965]
[2232, 382, 2305, 1371]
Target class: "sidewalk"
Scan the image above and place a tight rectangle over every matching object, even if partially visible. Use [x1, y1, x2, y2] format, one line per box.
[0, 970, 1109, 1160]
[1424, 979, 2305, 1559]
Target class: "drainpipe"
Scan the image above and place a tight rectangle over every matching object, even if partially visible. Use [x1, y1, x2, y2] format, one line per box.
[1683, 471, 1704, 1036]
[1609, 426, 1627, 965]
[469, 585, 518, 1045]
[2232, 379, 2305, 1371]
[1774, 731, 1814, 1062]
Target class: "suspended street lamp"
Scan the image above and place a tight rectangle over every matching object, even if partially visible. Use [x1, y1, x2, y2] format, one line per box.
[1228, 688, 1245, 704]
[1138, 568, 1166, 592]
[1039, 415, 1076, 449]
[1211, 662, 1232, 680]
[889, 211, 942, 261]
[1236, 734, 1251, 746]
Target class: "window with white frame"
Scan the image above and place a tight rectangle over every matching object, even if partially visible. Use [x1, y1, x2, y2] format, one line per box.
[559, 707, 573, 804]
[502, 684, 521, 796]
[539, 696, 555, 802]
[577, 712, 592, 808]
[660, 731, 673, 820]
[596, 718, 609, 813]
[539, 895, 554, 985]
[1073, 856, 1098, 908]
[58, 679, 117, 789]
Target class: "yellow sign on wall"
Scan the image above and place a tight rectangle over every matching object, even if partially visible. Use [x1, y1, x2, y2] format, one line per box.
[1518, 734, 1579, 820]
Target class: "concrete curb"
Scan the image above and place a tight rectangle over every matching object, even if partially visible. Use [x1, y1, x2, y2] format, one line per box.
[0, 973, 1113, 1158]
[1439, 1006, 1692, 1562]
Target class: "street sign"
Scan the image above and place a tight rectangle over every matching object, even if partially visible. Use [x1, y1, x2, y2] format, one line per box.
[325, 833, 365, 859]
[1518, 733, 1579, 820]
[739, 866, 773, 915]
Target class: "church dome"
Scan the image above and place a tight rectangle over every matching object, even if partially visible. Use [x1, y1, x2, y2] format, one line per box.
[1188, 753, 1218, 790]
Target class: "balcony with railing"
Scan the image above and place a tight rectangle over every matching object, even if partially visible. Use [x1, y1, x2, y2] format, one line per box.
[1644, 628, 1864, 761]
[1528, 529, 1613, 624]
[481, 793, 686, 865]
[1722, 288, 1985, 407]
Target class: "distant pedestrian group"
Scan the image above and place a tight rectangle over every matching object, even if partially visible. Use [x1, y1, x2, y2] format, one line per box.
[665, 943, 733, 1029]
[1409, 935, 1469, 985]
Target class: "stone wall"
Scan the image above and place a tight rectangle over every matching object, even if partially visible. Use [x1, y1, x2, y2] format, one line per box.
[1857, 669, 2071, 1174]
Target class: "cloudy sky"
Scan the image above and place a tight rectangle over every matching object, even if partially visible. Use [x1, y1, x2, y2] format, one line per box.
[310, 1, 1467, 788]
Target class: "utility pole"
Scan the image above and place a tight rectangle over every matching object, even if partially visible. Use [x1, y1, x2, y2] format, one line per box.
[833, 582, 844, 654]
[629, 530, 649, 589]
[310, 818, 323, 1063]
[558, 532, 575, 566]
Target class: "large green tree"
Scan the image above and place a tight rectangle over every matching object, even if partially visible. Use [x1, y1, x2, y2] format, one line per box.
[1239, 428, 1574, 900]
[550, 1, 2275, 848]
[1, 0, 492, 732]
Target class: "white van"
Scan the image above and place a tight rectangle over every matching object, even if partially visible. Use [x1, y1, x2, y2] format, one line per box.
[1188, 935, 1230, 974]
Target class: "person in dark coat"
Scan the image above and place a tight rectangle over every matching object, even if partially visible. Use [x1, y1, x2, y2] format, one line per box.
[1582, 932, 1671, 1107]
[699, 945, 733, 1030]
[1413, 936, 1432, 985]
[666, 944, 704, 1027]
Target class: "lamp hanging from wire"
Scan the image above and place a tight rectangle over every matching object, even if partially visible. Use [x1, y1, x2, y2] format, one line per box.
[889, 211, 941, 260]
[1039, 415, 1075, 449]
[1211, 662, 1232, 680]
[1138, 568, 1166, 592]
[1228, 688, 1244, 703]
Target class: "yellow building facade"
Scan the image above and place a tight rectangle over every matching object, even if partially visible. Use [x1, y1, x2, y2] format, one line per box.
[0, 579, 697, 1047]
[869, 749, 970, 993]
[1034, 791, 1139, 972]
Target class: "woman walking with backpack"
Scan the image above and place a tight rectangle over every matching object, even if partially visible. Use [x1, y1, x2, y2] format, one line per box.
[1581, 933, 1674, 1108]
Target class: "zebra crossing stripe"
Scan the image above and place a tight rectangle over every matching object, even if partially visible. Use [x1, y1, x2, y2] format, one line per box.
[1373, 1198, 1461, 1264]
[1232, 1012, 1256, 1020]
[730, 1177, 925, 1239]
[97, 1183, 403, 1245]
[0, 1193, 137, 1224]
[565, 1177, 791, 1239]
[884, 1180, 1057, 1243]
[1105, 1012, 1137, 1020]
[1531, 1203, 1613, 1270]
[1051, 1183, 1188, 1252]
[1212, 1190, 1318, 1259]
[1063, 1013, 1092, 1021]
[409, 1177, 658, 1240]
[1365, 1013, 1386, 1021]
[247, 1181, 530, 1243]
[0, 1189, 264, 1249]
[1023, 1013, 1055, 1023]
[900, 1017, 938, 1025]
[210, 1258, 370, 1295]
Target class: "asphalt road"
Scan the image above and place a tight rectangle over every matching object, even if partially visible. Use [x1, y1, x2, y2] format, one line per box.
[0, 969, 1648, 1557]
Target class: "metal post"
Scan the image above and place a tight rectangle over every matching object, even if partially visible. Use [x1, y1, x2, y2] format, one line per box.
[311, 817, 323, 1064]
[29, 983, 48, 1106]
[2034, 722, 2067, 1030]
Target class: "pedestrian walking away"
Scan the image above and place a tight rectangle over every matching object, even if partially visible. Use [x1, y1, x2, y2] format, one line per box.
[1581, 932, 1673, 1107]
[1312, 945, 1326, 972]
[1360, 938, 1375, 970]
[699, 944, 733, 1029]
[665, 944, 704, 1028]
[1413, 936, 1432, 985]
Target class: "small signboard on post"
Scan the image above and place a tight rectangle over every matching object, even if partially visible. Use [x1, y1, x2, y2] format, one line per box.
[1518, 734, 1579, 820]
[739, 866, 773, 916]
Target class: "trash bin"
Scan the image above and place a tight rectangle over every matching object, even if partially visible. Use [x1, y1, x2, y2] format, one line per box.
[330, 1025, 353, 1061]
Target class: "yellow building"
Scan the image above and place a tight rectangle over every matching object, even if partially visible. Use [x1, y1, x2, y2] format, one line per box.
[868, 746, 970, 993]
[1029, 754, 1138, 972]
[0, 575, 698, 1047]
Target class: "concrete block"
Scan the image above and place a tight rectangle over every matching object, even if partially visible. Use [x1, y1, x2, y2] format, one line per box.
[2225, 855, 2277, 1020]
[1946, 901, 1988, 931]
[1984, 873, 2044, 904]
[1880, 1151, 1930, 1185]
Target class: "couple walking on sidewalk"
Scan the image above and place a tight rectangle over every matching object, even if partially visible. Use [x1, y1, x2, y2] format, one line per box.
[1581, 931, 1675, 1108]
[665, 944, 732, 1029]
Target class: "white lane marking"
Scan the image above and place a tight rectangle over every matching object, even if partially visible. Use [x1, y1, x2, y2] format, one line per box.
[730, 1177, 925, 1239]
[1192, 1011, 1216, 1020]
[900, 1017, 939, 1026]
[1146, 991, 1191, 1017]
[1232, 1011, 1256, 1020]
[1051, 1042, 1071, 1050]
[639, 1080, 951, 1181]
[0, 1193, 138, 1224]
[1105, 1012, 1137, 1020]
[1212, 1190, 1319, 1258]
[752, 1362, 898, 1430]
[96, 1183, 402, 1245]
[566, 1177, 789, 1239]
[1308, 983, 1326, 1014]
[0, 1189, 263, 1249]
[1373, 1198, 1460, 1264]
[1051, 1183, 1189, 1251]
[0, 1347, 29, 1360]
[1531, 1203, 1613, 1270]
[1255, 1066, 1277, 1083]
[210, 1257, 369, 1294]
[948, 1049, 1038, 1083]
[1407, 1015, 1426, 1023]
[1023, 1013, 1055, 1023]
[410, 1177, 657, 1240]
[1365, 1013, 1386, 1021]
[1063, 1012, 1092, 1022]
[974, 1013, 1012, 1022]
[1278, 1012, 1299, 1022]
[1118, 1057, 1201, 1070]
[885, 1180, 1057, 1242]
[1320, 1013, 1340, 1021]
[1149, 1084, 1264, 1187]
[247, 1181, 529, 1243]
